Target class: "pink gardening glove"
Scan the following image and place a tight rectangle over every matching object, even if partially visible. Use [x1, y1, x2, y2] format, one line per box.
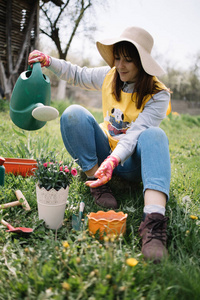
[85, 156, 119, 188]
[28, 50, 51, 68]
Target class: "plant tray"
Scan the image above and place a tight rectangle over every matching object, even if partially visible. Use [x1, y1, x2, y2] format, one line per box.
[4, 158, 37, 177]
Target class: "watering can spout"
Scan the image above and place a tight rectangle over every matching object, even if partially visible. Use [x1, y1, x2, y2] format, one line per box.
[10, 62, 58, 131]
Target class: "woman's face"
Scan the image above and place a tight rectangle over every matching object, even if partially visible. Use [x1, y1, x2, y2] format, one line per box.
[114, 54, 139, 83]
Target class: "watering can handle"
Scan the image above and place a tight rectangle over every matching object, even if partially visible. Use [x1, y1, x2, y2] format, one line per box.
[28, 62, 45, 81]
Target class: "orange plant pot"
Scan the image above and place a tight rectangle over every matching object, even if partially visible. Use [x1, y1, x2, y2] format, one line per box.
[4, 158, 37, 177]
[88, 210, 128, 239]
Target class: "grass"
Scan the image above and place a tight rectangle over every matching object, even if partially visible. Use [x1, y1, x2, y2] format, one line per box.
[0, 98, 200, 299]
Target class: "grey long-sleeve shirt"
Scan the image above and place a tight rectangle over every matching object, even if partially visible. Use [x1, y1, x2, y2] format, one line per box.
[48, 57, 170, 163]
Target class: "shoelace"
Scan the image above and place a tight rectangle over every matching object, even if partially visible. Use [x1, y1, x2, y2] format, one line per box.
[95, 184, 113, 196]
[146, 217, 168, 242]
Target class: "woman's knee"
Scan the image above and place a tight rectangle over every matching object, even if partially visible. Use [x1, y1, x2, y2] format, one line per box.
[61, 104, 85, 126]
[139, 127, 168, 144]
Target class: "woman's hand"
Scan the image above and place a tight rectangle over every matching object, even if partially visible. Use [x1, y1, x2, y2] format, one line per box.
[28, 50, 51, 68]
[85, 156, 119, 188]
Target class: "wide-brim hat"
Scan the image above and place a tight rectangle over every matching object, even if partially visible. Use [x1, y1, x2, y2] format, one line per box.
[96, 26, 165, 76]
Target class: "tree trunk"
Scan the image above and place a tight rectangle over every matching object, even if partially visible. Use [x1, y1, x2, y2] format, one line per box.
[56, 79, 66, 100]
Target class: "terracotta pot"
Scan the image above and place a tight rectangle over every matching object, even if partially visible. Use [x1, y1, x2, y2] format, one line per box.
[4, 158, 37, 177]
[88, 210, 128, 239]
[36, 184, 69, 230]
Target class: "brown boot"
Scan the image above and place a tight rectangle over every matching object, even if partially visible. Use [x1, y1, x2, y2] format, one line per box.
[90, 183, 118, 209]
[138, 213, 168, 263]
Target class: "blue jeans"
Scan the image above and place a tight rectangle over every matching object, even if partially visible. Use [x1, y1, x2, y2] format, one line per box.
[60, 105, 171, 200]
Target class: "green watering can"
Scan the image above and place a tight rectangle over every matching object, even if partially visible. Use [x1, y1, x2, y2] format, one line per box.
[10, 62, 58, 131]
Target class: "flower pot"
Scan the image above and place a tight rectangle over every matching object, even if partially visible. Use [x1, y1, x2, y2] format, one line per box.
[4, 158, 37, 177]
[36, 185, 69, 230]
[88, 210, 128, 239]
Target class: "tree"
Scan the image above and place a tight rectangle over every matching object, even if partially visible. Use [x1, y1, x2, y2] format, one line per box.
[39, 0, 97, 59]
[161, 52, 200, 103]
[39, 0, 99, 98]
[0, 0, 64, 100]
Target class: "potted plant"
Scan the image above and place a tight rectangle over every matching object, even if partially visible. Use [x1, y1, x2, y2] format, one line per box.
[34, 155, 78, 230]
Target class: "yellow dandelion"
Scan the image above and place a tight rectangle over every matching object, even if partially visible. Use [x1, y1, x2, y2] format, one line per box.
[89, 271, 96, 278]
[76, 257, 81, 264]
[61, 282, 70, 291]
[62, 241, 70, 248]
[104, 236, 109, 242]
[126, 258, 139, 267]
[190, 215, 198, 220]
[110, 234, 117, 242]
[106, 274, 112, 280]
[119, 286, 126, 292]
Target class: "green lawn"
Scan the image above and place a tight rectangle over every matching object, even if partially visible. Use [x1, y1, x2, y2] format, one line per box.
[0, 99, 200, 299]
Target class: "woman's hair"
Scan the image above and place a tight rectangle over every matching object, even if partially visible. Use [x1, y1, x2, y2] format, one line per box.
[112, 41, 163, 109]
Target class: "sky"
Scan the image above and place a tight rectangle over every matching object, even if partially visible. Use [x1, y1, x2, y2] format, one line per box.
[69, 0, 200, 70]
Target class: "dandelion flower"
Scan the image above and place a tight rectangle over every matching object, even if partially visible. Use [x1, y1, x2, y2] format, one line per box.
[62, 241, 70, 248]
[119, 286, 126, 292]
[76, 257, 81, 264]
[190, 215, 198, 220]
[104, 236, 109, 242]
[126, 258, 139, 267]
[89, 271, 96, 278]
[61, 282, 70, 291]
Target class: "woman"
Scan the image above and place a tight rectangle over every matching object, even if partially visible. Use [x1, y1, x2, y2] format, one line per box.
[28, 26, 171, 263]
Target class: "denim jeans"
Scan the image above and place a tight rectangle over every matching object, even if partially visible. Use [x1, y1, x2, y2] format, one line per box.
[60, 104, 171, 199]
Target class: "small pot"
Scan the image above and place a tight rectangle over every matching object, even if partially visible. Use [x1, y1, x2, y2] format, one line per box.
[36, 184, 69, 230]
[87, 210, 128, 239]
[4, 158, 37, 177]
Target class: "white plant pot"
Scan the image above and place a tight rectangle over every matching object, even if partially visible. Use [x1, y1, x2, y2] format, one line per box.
[36, 185, 69, 230]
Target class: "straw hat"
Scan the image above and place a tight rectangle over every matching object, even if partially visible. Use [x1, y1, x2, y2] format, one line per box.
[96, 26, 165, 76]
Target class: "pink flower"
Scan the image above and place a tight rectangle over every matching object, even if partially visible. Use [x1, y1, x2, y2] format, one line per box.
[43, 162, 48, 167]
[59, 166, 63, 171]
[71, 168, 77, 176]
[64, 167, 69, 173]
